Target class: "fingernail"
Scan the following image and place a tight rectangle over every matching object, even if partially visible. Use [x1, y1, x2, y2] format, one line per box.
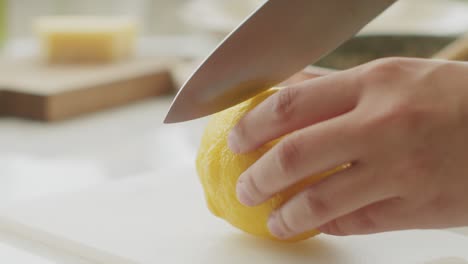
[268, 212, 287, 239]
[228, 129, 241, 153]
[236, 180, 255, 206]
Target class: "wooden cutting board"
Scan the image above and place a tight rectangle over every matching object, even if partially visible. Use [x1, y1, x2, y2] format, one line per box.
[1, 165, 468, 264]
[0, 57, 175, 122]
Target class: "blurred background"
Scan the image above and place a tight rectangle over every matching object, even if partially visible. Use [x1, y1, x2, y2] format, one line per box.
[0, 0, 467, 207]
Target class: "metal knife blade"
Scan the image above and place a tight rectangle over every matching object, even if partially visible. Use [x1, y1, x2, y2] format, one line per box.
[164, 0, 395, 123]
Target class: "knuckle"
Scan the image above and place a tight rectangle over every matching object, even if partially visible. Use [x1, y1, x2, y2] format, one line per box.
[275, 135, 302, 176]
[359, 57, 411, 87]
[304, 190, 330, 223]
[271, 87, 297, 122]
[368, 57, 411, 74]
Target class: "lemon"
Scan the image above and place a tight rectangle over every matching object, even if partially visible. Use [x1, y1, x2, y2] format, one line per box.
[196, 88, 345, 242]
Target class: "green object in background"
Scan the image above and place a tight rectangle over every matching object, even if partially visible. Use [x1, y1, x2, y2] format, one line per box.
[0, 0, 5, 48]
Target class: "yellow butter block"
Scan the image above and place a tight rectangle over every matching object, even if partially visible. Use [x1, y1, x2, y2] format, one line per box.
[35, 16, 137, 64]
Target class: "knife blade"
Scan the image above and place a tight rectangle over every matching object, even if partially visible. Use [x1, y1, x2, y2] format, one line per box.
[164, 0, 396, 123]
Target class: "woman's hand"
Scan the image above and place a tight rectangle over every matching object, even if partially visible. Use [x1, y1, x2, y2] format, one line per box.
[228, 58, 468, 239]
[280, 65, 336, 85]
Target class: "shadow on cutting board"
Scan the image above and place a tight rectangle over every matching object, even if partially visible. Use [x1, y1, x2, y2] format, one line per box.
[200, 233, 346, 264]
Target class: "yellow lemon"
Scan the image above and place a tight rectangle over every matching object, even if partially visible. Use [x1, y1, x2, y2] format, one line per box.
[196, 88, 346, 242]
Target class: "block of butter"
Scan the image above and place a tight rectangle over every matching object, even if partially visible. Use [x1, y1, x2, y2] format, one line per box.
[35, 16, 137, 64]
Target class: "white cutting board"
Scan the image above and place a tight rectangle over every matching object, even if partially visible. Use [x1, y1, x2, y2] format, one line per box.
[1, 165, 468, 264]
[0, 239, 57, 264]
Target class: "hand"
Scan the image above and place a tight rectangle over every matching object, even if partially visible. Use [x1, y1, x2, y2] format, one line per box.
[280, 65, 336, 85]
[228, 58, 468, 239]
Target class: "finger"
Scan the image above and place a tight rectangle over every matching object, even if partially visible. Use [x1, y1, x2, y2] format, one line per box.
[280, 66, 337, 86]
[266, 165, 397, 239]
[319, 191, 467, 236]
[318, 198, 411, 236]
[228, 69, 360, 154]
[236, 112, 359, 206]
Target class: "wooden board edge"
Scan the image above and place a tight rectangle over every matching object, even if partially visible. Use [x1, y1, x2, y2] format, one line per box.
[0, 89, 48, 120]
[43, 70, 175, 122]
[0, 91, 3, 117]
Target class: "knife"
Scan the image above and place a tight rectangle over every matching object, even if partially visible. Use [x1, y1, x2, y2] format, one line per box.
[164, 0, 396, 124]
